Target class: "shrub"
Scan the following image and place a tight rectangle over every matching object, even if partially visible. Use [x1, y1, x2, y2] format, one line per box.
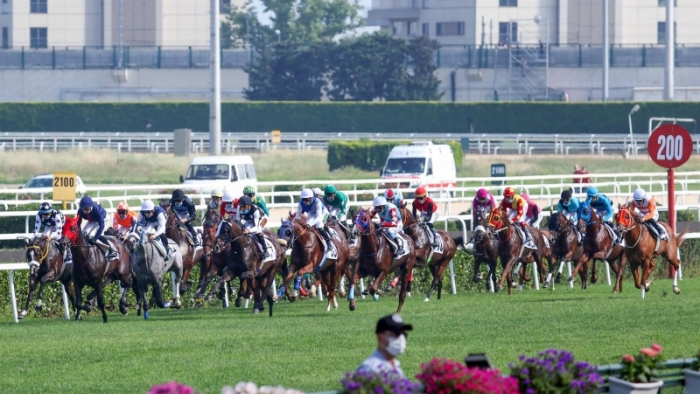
[509, 349, 603, 394]
[416, 358, 518, 394]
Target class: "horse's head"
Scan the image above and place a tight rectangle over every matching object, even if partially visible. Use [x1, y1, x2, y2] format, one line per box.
[578, 202, 596, 233]
[25, 236, 49, 275]
[278, 218, 295, 246]
[486, 208, 505, 230]
[354, 208, 373, 234]
[474, 208, 489, 227]
[548, 212, 568, 241]
[614, 205, 636, 235]
[204, 207, 220, 223]
[473, 225, 489, 244]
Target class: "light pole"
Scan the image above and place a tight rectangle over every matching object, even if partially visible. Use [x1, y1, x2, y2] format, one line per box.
[602, 0, 609, 101]
[534, 14, 549, 100]
[628, 104, 640, 156]
[209, 0, 221, 155]
[275, 29, 281, 43]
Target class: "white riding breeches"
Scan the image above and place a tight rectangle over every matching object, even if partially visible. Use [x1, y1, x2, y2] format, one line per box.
[242, 220, 262, 235]
[83, 222, 100, 238]
[383, 222, 403, 239]
[636, 210, 659, 222]
[420, 211, 438, 224]
[508, 203, 528, 223]
[329, 207, 347, 221]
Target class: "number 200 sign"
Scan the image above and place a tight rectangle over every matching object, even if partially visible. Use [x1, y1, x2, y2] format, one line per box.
[647, 124, 693, 169]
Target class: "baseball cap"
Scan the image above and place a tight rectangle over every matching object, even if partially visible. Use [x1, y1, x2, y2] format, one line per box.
[376, 314, 413, 334]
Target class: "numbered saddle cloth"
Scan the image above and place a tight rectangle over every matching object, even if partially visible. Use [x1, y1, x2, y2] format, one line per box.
[261, 237, 277, 263]
[394, 235, 410, 259]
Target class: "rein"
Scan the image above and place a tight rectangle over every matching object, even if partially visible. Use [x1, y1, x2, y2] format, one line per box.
[622, 224, 641, 249]
[27, 241, 50, 262]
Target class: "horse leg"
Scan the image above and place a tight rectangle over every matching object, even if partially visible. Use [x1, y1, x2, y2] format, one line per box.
[96, 282, 108, 323]
[579, 259, 589, 290]
[154, 279, 166, 309]
[20, 273, 39, 319]
[205, 267, 234, 301]
[274, 264, 298, 302]
[368, 270, 390, 299]
[73, 281, 84, 321]
[568, 253, 588, 282]
[664, 244, 682, 295]
[591, 260, 598, 284]
[472, 259, 482, 283]
[424, 264, 439, 302]
[133, 278, 143, 317]
[194, 272, 218, 307]
[498, 257, 517, 292]
[60, 278, 77, 313]
[396, 263, 412, 314]
[138, 280, 150, 320]
[640, 259, 654, 293]
[348, 262, 359, 311]
[488, 261, 497, 292]
[180, 262, 193, 294]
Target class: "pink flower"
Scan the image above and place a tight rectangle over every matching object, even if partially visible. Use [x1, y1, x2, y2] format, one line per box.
[622, 355, 635, 363]
[640, 348, 658, 358]
[651, 344, 663, 352]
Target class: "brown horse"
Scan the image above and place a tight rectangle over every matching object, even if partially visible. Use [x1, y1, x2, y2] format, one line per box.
[206, 220, 286, 315]
[348, 208, 416, 313]
[276, 213, 353, 311]
[614, 205, 687, 298]
[486, 208, 548, 295]
[68, 225, 132, 322]
[20, 236, 76, 319]
[546, 212, 585, 289]
[571, 202, 626, 293]
[162, 203, 203, 294]
[469, 210, 501, 292]
[400, 209, 457, 301]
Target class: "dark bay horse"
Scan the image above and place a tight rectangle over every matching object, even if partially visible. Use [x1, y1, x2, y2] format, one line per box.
[206, 220, 286, 315]
[276, 213, 353, 311]
[68, 225, 132, 322]
[162, 203, 203, 294]
[469, 209, 500, 292]
[349, 208, 416, 313]
[571, 202, 626, 293]
[486, 208, 548, 295]
[546, 212, 585, 289]
[20, 236, 75, 319]
[400, 209, 456, 301]
[615, 205, 687, 298]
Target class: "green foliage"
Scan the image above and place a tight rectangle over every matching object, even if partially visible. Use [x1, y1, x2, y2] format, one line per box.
[327, 139, 462, 171]
[619, 344, 664, 383]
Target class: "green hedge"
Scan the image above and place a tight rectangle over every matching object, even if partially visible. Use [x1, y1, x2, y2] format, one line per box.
[328, 140, 462, 172]
[1, 102, 699, 134]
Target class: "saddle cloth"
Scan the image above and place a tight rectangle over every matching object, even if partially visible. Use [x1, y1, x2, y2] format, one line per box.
[643, 222, 667, 240]
[179, 227, 202, 247]
[602, 222, 618, 244]
[253, 237, 277, 263]
[383, 233, 409, 259]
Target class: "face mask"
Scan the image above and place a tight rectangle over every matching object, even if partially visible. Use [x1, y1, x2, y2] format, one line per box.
[385, 333, 406, 357]
[241, 209, 250, 214]
[505, 198, 513, 204]
[175, 202, 183, 207]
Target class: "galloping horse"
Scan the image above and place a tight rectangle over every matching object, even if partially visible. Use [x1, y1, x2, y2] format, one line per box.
[546, 212, 584, 289]
[68, 222, 132, 322]
[161, 203, 202, 294]
[571, 202, 626, 293]
[615, 205, 687, 297]
[125, 224, 184, 319]
[400, 209, 456, 301]
[486, 208, 548, 294]
[276, 213, 353, 311]
[469, 209, 500, 291]
[206, 220, 286, 315]
[20, 235, 75, 319]
[348, 208, 416, 313]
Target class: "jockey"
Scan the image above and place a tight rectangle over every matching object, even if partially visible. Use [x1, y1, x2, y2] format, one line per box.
[243, 185, 269, 217]
[472, 188, 497, 225]
[77, 196, 119, 261]
[630, 188, 667, 241]
[412, 186, 439, 248]
[372, 196, 404, 257]
[112, 201, 136, 238]
[521, 193, 541, 227]
[170, 189, 200, 246]
[296, 188, 331, 248]
[34, 202, 72, 263]
[136, 200, 170, 261]
[384, 188, 405, 209]
[557, 189, 582, 245]
[313, 187, 325, 200]
[323, 184, 349, 221]
[499, 187, 534, 248]
[220, 189, 239, 220]
[584, 187, 614, 224]
[236, 195, 270, 259]
[209, 189, 223, 210]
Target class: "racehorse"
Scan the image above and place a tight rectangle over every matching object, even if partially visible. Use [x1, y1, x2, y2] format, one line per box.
[400, 209, 457, 301]
[546, 212, 585, 289]
[20, 235, 75, 319]
[68, 221, 132, 322]
[486, 208, 548, 295]
[161, 202, 203, 294]
[571, 202, 626, 293]
[276, 213, 353, 311]
[469, 209, 500, 291]
[348, 208, 416, 313]
[206, 220, 286, 316]
[125, 224, 184, 319]
[615, 205, 687, 297]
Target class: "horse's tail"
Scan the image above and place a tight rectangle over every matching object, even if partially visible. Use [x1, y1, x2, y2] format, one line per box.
[676, 227, 690, 248]
[451, 234, 465, 249]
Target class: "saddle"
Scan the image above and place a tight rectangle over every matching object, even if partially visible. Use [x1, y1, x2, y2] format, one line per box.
[512, 224, 536, 249]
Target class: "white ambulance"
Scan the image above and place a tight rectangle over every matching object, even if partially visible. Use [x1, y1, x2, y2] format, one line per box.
[179, 155, 257, 196]
[379, 141, 457, 197]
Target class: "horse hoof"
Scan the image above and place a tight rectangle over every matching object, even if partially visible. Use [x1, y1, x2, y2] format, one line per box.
[234, 299, 242, 308]
[496, 285, 504, 292]
[424, 297, 430, 302]
[163, 302, 170, 308]
[554, 273, 562, 283]
[543, 281, 549, 289]
[472, 277, 481, 283]
[591, 277, 598, 284]
[372, 294, 380, 301]
[119, 306, 128, 315]
[290, 296, 298, 303]
[75, 315, 82, 321]
[349, 303, 356, 312]
[18, 310, 28, 319]
[253, 309, 260, 315]
[173, 302, 182, 310]
[194, 302, 202, 309]
[673, 287, 681, 295]
[338, 290, 346, 297]
[34, 305, 43, 312]
[272, 295, 279, 302]
[136, 308, 141, 317]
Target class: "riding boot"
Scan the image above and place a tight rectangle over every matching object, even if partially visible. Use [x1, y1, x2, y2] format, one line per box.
[427, 223, 439, 247]
[394, 235, 404, 257]
[521, 224, 534, 248]
[160, 234, 171, 261]
[576, 230, 583, 246]
[255, 233, 270, 259]
[99, 236, 119, 261]
[649, 220, 668, 240]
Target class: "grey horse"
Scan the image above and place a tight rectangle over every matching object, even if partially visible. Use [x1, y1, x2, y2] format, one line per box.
[125, 224, 184, 320]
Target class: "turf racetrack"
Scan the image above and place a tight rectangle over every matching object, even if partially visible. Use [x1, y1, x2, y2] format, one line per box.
[1, 277, 699, 393]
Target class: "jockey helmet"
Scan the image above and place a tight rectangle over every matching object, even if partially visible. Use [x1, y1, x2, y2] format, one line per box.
[586, 187, 599, 197]
[211, 189, 223, 198]
[243, 186, 256, 195]
[313, 187, 323, 197]
[171, 189, 185, 200]
[79, 196, 93, 209]
[300, 189, 314, 199]
[239, 195, 253, 206]
[384, 189, 395, 200]
[561, 190, 572, 200]
[39, 202, 52, 215]
[223, 190, 235, 203]
[415, 187, 427, 198]
[476, 188, 489, 199]
[324, 185, 337, 195]
[633, 188, 646, 201]
[373, 196, 387, 208]
[117, 202, 129, 211]
[521, 193, 530, 202]
[141, 200, 155, 212]
[503, 187, 515, 198]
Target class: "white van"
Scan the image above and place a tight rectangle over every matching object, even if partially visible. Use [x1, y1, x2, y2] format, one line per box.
[180, 155, 257, 196]
[380, 141, 457, 197]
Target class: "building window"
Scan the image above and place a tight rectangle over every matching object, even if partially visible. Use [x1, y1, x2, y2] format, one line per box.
[657, 21, 676, 44]
[422, 23, 429, 36]
[499, 22, 517, 43]
[422, 0, 430, 8]
[30, 0, 47, 13]
[658, 0, 677, 6]
[220, 0, 231, 13]
[30, 27, 47, 48]
[2, 27, 8, 49]
[436, 22, 464, 37]
[499, 0, 517, 7]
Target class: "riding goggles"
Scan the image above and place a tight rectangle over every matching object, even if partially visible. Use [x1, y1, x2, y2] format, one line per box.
[81, 207, 92, 212]
[302, 198, 313, 204]
[117, 210, 128, 215]
[143, 210, 154, 215]
[172, 199, 182, 204]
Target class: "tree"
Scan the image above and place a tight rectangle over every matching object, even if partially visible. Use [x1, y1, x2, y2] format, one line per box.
[405, 36, 443, 101]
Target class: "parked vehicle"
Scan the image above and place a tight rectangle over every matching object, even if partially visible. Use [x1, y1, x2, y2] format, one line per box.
[179, 155, 257, 196]
[380, 141, 457, 197]
[20, 174, 87, 198]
